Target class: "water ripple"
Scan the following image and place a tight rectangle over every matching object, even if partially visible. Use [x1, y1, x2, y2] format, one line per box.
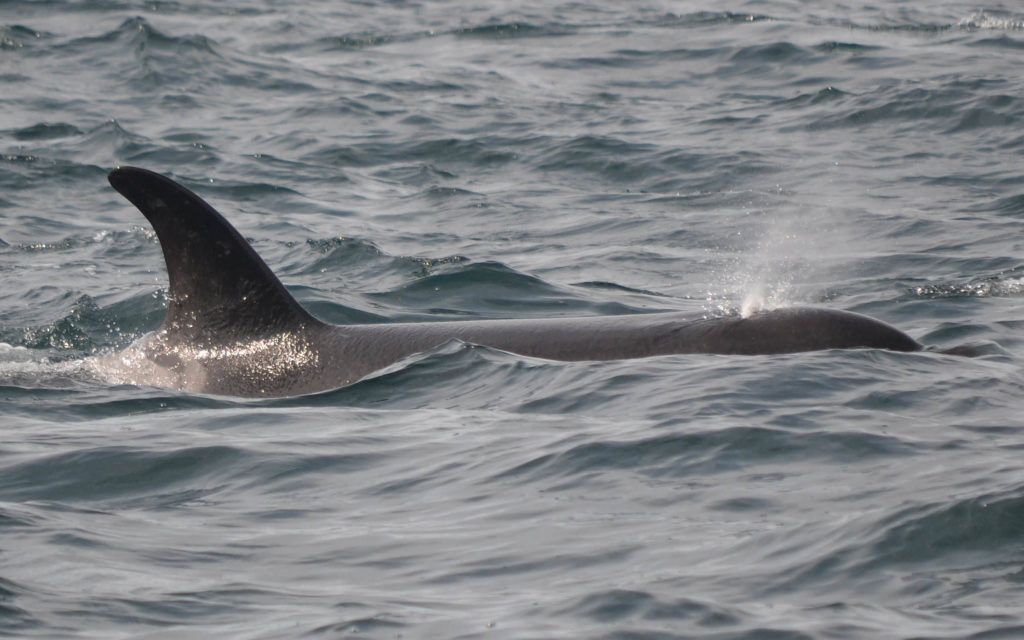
[3, 0, 1024, 637]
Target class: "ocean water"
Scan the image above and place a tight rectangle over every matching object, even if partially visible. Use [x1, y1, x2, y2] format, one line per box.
[3, 1, 1024, 637]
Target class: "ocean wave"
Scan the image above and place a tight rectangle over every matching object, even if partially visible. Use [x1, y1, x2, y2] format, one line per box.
[491, 426, 915, 482]
[910, 273, 1024, 299]
[556, 589, 741, 626]
[0, 24, 48, 50]
[455, 21, 574, 40]
[4, 0, 1024, 636]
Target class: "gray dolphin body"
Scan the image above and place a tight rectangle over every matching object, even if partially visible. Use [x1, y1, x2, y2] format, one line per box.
[102, 167, 923, 398]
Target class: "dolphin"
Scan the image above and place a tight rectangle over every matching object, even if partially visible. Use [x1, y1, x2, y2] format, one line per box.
[100, 166, 927, 398]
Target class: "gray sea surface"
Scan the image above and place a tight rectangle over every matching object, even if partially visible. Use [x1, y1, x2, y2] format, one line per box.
[3, 1, 1024, 638]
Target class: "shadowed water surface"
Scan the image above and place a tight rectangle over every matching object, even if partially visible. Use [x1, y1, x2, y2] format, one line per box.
[3, 1, 1024, 638]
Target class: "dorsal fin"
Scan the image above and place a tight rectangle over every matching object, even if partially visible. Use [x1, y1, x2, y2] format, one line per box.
[108, 166, 319, 343]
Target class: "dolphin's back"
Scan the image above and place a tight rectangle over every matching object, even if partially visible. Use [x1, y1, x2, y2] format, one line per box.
[311, 307, 922, 387]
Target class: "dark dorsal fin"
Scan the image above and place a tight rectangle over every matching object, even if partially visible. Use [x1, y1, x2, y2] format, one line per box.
[108, 166, 319, 343]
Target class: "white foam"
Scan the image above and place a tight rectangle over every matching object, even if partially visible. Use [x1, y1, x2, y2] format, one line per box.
[959, 11, 1024, 30]
[0, 346, 97, 391]
[912, 276, 1024, 299]
[0, 342, 34, 362]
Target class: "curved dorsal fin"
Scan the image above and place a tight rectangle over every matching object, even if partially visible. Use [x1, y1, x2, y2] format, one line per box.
[108, 166, 319, 343]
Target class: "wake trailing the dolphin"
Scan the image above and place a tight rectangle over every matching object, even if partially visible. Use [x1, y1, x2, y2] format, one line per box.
[99, 166, 940, 398]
